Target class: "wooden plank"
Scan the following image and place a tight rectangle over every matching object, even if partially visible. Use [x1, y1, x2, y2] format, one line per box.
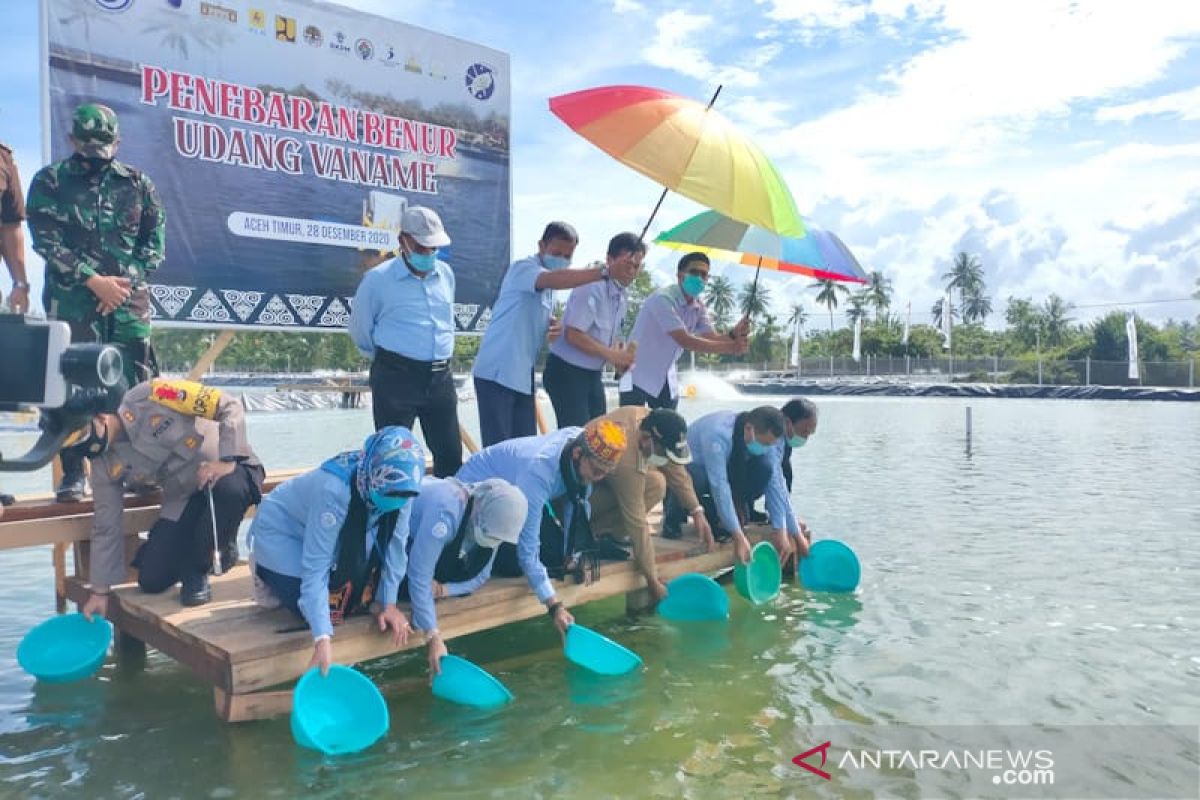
[214, 687, 294, 723]
[187, 329, 236, 381]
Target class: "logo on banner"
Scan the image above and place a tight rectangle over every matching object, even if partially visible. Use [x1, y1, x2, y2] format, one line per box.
[247, 8, 266, 33]
[355, 38, 375, 61]
[465, 63, 496, 100]
[380, 44, 398, 67]
[329, 30, 352, 54]
[303, 25, 323, 47]
[275, 14, 296, 42]
[200, 2, 236, 23]
[93, 0, 133, 11]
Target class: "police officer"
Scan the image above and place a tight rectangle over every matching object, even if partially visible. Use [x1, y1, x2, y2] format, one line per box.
[26, 103, 167, 502]
[0, 141, 30, 314]
[76, 379, 263, 615]
[403, 477, 527, 676]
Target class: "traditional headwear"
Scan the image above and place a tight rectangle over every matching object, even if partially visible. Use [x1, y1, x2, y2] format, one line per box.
[580, 418, 627, 467]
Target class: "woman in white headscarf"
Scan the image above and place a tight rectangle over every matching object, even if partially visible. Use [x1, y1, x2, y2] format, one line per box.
[403, 477, 527, 676]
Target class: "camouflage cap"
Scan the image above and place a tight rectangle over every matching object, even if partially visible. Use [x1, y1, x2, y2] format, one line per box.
[71, 103, 119, 157]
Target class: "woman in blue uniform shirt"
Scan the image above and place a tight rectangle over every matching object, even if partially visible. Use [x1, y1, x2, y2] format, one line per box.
[248, 427, 425, 674]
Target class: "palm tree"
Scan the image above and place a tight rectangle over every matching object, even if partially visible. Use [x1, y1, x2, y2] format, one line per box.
[705, 275, 735, 329]
[865, 271, 893, 321]
[944, 252, 984, 295]
[787, 303, 807, 328]
[737, 282, 772, 317]
[810, 279, 850, 343]
[846, 291, 869, 326]
[961, 289, 993, 324]
[931, 296, 958, 328]
[1040, 294, 1074, 346]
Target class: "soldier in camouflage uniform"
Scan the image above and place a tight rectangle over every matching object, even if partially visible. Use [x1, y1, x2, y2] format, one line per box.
[26, 103, 166, 502]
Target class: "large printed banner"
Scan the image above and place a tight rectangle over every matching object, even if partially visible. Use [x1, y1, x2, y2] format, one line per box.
[44, 0, 511, 331]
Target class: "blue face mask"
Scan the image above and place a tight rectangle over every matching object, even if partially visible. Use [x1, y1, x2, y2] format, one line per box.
[406, 250, 437, 273]
[370, 491, 410, 514]
[788, 436, 807, 449]
[541, 254, 570, 270]
[681, 275, 705, 298]
[746, 438, 768, 456]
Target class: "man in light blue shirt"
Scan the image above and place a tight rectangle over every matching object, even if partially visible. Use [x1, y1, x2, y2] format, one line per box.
[472, 221, 609, 446]
[619, 252, 750, 410]
[349, 206, 461, 476]
[543, 232, 642, 428]
[403, 476, 526, 676]
[663, 406, 804, 565]
[455, 418, 628, 635]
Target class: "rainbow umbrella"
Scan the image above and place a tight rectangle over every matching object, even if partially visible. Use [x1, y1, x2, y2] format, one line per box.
[549, 85, 804, 238]
[654, 210, 869, 290]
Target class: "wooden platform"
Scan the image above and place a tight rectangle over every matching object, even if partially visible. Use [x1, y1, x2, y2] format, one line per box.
[63, 534, 735, 722]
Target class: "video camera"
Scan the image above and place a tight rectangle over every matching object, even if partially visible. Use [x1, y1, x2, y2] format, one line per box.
[0, 314, 125, 472]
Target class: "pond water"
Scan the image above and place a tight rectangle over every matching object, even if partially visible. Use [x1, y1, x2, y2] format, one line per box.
[1, 390, 1197, 798]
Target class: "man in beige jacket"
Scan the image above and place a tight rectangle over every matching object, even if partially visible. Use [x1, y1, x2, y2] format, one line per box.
[587, 406, 714, 601]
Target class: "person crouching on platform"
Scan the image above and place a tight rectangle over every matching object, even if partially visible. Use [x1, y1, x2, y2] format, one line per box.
[247, 427, 423, 675]
[542, 232, 644, 428]
[77, 379, 263, 617]
[455, 418, 628, 638]
[403, 477, 527, 676]
[587, 407, 712, 602]
[349, 207, 461, 477]
[664, 406, 805, 566]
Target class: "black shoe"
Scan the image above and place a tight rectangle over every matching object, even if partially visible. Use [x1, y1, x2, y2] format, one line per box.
[0, 493, 14, 507]
[220, 543, 240, 573]
[747, 508, 768, 525]
[55, 473, 87, 504]
[180, 573, 212, 607]
[661, 521, 683, 540]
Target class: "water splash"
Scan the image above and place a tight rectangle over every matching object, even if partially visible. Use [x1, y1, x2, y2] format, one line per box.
[677, 372, 743, 401]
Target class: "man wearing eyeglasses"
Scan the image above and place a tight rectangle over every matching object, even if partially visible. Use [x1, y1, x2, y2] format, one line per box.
[618, 251, 750, 410]
[543, 232, 643, 428]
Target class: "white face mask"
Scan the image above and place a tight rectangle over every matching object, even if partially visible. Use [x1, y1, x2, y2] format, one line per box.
[472, 525, 503, 549]
[647, 453, 669, 467]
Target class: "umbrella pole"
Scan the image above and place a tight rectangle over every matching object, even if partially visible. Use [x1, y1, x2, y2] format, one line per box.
[749, 256, 763, 315]
[637, 85, 724, 242]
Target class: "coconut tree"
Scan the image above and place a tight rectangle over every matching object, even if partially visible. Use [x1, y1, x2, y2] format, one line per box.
[846, 290, 869, 326]
[787, 302, 807, 328]
[865, 270, 893, 321]
[931, 296, 958, 329]
[810, 279, 850, 344]
[961, 289, 993, 324]
[705, 275, 735, 329]
[1040, 294, 1074, 346]
[737, 282, 772, 317]
[944, 252, 984, 295]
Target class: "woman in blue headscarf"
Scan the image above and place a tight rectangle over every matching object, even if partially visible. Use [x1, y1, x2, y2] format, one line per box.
[248, 426, 425, 674]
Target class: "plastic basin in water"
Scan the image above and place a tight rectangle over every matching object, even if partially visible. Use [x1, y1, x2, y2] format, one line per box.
[733, 541, 782, 605]
[564, 624, 643, 676]
[291, 666, 389, 755]
[18, 613, 113, 683]
[431, 655, 513, 707]
[800, 539, 861, 593]
[657, 574, 729, 621]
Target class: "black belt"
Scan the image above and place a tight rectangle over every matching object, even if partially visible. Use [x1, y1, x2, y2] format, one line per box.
[376, 347, 450, 372]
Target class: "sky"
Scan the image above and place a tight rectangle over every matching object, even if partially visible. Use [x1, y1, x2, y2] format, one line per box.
[2, 0, 1198, 328]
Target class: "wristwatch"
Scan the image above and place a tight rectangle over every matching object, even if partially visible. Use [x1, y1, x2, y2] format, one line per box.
[11, 280, 29, 290]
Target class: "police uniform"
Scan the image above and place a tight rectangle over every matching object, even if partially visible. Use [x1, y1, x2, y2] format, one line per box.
[87, 380, 263, 598]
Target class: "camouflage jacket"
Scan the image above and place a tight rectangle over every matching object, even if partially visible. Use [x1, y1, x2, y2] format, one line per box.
[26, 154, 165, 293]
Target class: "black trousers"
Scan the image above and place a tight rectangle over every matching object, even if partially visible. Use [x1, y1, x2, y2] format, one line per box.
[664, 456, 773, 535]
[474, 375, 536, 447]
[543, 353, 606, 429]
[133, 463, 263, 593]
[370, 350, 462, 477]
[619, 379, 677, 411]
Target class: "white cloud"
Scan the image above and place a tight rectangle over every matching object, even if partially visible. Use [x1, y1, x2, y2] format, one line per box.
[612, 0, 646, 13]
[641, 11, 779, 88]
[1095, 86, 1200, 123]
